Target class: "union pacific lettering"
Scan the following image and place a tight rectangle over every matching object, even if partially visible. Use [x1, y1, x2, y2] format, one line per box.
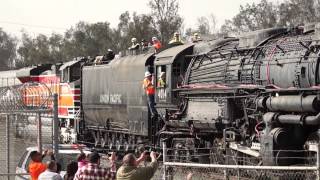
[100, 93, 122, 104]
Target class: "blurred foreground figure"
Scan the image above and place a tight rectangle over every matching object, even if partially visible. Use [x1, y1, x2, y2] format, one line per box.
[116, 151, 158, 180]
[38, 161, 62, 180]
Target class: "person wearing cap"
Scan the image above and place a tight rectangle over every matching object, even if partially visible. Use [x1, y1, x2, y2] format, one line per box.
[116, 151, 158, 180]
[168, 32, 184, 46]
[157, 72, 166, 100]
[157, 72, 166, 88]
[151, 37, 162, 53]
[143, 71, 158, 118]
[128, 37, 140, 50]
[141, 39, 149, 51]
[74, 152, 116, 180]
[192, 33, 202, 43]
[105, 49, 115, 61]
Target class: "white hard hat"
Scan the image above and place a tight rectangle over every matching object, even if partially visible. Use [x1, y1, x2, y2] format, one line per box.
[145, 71, 151, 77]
[131, 38, 137, 43]
[160, 72, 165, 77]
[152, 37, 158, 41]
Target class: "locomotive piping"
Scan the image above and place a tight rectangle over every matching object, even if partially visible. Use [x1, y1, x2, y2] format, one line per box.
[276, 112, 320, 125]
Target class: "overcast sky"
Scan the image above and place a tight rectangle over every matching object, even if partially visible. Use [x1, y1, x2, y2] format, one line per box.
[0, 0, 283, 37]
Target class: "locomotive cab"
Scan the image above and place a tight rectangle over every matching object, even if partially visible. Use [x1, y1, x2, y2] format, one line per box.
[154, 44, 194, 106]
[60, 59, 83, 83]
[59, 59, 83, 143]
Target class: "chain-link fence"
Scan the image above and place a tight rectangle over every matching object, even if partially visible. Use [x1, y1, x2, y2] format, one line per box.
[0, 77, 58, 180]
[152, 142, 320, 180]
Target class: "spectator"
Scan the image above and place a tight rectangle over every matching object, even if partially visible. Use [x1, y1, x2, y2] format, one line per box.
[168, 32, 184, 46]
[74, 152, 116, 180]
[186, 172, 193, 180]
[141, 39, 149, 51]
[116, 151, 158, 180]
[56, 163, 62, 174]
[105, 49, 115, 61]
[151, 37, 162, 53]
[29, 150, 55, 180]
[38, 161, 62, 180]
[76, 145, 88, 169]
[191, 33, 202, 43]
[128, 38, 140, 50]
[63, 161, 78, 180]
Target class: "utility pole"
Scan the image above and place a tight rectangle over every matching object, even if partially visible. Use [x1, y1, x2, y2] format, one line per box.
[53, 93, 59, 160]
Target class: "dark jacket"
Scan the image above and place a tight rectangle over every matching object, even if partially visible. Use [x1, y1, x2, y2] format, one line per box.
[116, 161, 158, 180]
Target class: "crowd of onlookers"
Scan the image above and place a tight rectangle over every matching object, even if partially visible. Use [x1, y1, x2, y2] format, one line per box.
[29, 146, 160, 180]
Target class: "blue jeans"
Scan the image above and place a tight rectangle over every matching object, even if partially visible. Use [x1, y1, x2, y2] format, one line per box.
[147, 94, 158, 116]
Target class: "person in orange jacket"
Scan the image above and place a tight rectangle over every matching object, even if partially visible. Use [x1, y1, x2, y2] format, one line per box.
[151, 37, 162, 53]
[29, 149, 55, 180]
[143, 71, 158, 118]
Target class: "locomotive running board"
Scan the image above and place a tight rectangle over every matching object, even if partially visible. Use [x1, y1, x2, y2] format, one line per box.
[229, 142, 260, 158]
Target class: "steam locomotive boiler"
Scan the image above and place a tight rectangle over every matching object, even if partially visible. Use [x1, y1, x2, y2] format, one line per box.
[161, 24, 320, 166]
[78, 23, 320, 166]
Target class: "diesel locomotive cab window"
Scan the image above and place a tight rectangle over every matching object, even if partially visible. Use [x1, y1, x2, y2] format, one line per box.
[70, 64, 80, 82]
[62, 68, 69, 82]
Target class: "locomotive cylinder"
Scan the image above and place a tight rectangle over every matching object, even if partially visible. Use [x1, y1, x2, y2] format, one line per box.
[277, 113, 320, 125]
[261, 95, 319, 112]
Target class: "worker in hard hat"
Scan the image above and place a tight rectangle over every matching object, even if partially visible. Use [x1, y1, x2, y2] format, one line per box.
[157, 71, 166, 100]
[143, 71, 158, 119]
[128, 37, 140, 50]
[192, 33, 202, 43]
[168, 32, 184, 46]
[157, 72, 166, 88]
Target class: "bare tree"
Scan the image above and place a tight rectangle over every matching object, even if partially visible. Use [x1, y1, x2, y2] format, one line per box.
[208, 13, 217, 34]
[196, 16, 210, 35]
[0, 28, 16, 70]
[148, 0, 183, 45]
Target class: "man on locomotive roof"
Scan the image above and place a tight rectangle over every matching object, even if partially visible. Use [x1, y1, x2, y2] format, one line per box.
[143, 71, 158, 119]
[168, 32, 184, 46]
[151, 36, 162, 53]
[128, 37, 140, 50]
[191, 33, 202, 43]
[116, 151, 158, 180]
[141, 39, 149, 51]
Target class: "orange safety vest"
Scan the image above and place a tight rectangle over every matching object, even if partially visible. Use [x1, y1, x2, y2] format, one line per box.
[143, 78, 155, 95]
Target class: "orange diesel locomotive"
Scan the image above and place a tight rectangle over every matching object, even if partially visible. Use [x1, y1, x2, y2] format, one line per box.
[16, 60, 83, 143]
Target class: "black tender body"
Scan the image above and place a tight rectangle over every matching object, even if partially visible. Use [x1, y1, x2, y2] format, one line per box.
[82, 53, 154, 136]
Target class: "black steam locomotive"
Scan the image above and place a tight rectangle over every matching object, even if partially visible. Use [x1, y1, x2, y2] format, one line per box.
[78, 23, 320, 166]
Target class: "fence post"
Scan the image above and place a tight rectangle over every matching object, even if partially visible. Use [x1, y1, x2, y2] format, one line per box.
[317, 142, 320, 180]
[37, 113, 42, 153]
[6, 114, 10, 180]
[53, 93, 59, 160]
[163, 142, 167, 180]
